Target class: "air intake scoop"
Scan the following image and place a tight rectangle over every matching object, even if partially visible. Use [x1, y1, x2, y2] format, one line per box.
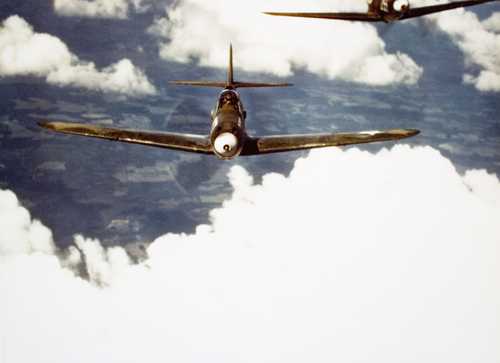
[214, 132, 239, 157]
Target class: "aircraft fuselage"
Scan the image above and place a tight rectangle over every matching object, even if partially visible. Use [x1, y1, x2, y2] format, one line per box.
[210, 89, 247, 159]
[368, 0, 410, 22]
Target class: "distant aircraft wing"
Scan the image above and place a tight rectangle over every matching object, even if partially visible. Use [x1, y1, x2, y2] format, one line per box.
[263, 12, 382, 22]
[241, 129, 419, 155]
[400, 0, 498, 20]
[39, 121, 213, 154]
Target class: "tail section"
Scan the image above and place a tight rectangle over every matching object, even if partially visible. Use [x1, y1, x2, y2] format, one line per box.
[231, 81, 292, 88]
[228, 43, 234, 86]
[169, 80, 227, 88]
[170, 45, 292, 89]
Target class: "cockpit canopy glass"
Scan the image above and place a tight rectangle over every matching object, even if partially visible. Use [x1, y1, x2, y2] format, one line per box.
[381, 0, 390, 12]
[217, 90, 239, 109]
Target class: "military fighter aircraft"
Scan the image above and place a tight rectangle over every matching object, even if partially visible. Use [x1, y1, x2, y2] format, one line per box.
[264, 0, 498, 23]
[39, 46, 419, 160]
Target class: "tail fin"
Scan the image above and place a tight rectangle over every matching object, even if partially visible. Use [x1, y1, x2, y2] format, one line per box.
[170, 45, 292, 89]
[228, 43, 234, 86]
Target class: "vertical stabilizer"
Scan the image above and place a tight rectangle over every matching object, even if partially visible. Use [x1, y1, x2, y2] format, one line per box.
[170, 44, 292, 89]
[228, 44, 234, 87]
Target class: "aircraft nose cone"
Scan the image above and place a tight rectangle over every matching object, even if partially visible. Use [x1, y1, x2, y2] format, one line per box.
[393, 0, 409, 12]
[214, 132, 239, 157]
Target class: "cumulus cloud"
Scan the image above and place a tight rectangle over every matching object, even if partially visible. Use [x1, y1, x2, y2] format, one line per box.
[1, 145, 499, 362]
[46, 59, 157, 95]
[149, 0, 423, 86]
[483, 12, 500, 32]
[416, 1, 500, 92]
[0, 189, 55, 256]
[0, 15, 156, 96]
[54, 0, 152, 19]
[54, 0, 129, 19]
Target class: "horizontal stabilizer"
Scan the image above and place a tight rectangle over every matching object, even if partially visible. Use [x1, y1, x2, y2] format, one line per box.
[241, 129, 419, 155]
[39, 120, 213, 154]
[232, 81, 292, 88]
[170, 80, 292, 89]
[263, 11, 382, 22]
[169, 81, 228, 88]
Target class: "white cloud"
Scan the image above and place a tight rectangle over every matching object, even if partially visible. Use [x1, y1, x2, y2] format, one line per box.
[1, 145, 499, 362]
[0, 16, 156, 96]
[0, 16, 72, 76]
[483, 12, 500, 32]
[415, 1, 500, 92]
[54, 0, 129, 19]
[440, 11, 500, 92]
[0, 189, 55, 256]
[149, 0, 423, 86]
[54, 0, 152, 19]
[46, 59, 157, 95]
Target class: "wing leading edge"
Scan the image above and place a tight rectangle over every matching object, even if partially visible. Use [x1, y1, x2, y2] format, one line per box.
[39, 122, 419, 157]
[263, 12, 382, 21]
[241, 129, 420, 155]
[39, 121, 213, 154]
[401, 0, 499, 20]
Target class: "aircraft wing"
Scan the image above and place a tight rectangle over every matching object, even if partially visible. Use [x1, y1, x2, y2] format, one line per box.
[263, 12, 382, 22]
[400, 0, 498, 20]
[241, 129, 419, 155]
[39, 121, 213, 154]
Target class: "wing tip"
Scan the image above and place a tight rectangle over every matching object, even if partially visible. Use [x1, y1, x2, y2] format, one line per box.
[406, 129, 420, 137]
[38, 120, 85, 133]
[38, 120, 57, 130]
[169, 80, 188, 86]
[390, 128, 420, 139]
[262, 11, 305, 17]
[262, 11, 310, 17]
